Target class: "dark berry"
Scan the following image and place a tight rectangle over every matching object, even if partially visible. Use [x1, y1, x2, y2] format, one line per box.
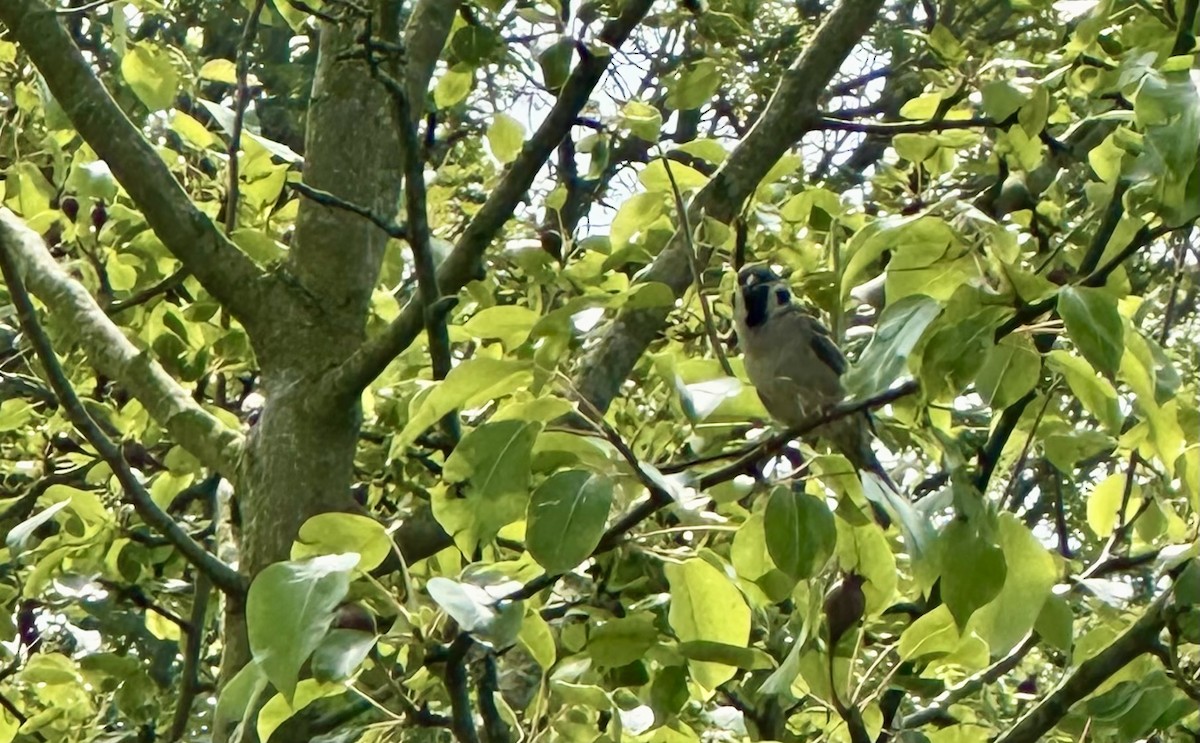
[61, 197, 79, 221]
[91, 202, 107, 232]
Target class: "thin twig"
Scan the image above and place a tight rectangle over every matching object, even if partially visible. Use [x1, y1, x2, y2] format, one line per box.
[0, 248, 247, 598]
[225, 0, 267, 235]
[288, 181, 407, 240]
[1002, 385, 1056, 511]
[658, 150, 734, 377]
[169, 572, 212, 742]
[817, 115, 995, 134]
[368, 33, 460, 440]
[108, 266, 190, 315]
[54, 0, 114, 13]
[899, 634, 1039, 729]
[503, 381, 919, 603]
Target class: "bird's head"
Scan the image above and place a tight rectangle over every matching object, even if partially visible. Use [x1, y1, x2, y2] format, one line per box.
[734, 264, 793, 330]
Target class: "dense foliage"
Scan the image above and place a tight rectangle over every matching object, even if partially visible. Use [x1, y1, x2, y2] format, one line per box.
[0, 0, 1198, 742]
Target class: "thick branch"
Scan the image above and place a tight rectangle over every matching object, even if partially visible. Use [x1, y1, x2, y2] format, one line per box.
[284, 0, 457, 348]
[329, 0, 658, 396]
[0, 0, 268, 326]
[0, 234, 247, 598]
[572, 0, 888, 414]
[0, 209, 244, 479]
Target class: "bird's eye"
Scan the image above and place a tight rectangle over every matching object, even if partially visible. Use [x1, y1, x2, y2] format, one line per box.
[775, 288, 790, 304]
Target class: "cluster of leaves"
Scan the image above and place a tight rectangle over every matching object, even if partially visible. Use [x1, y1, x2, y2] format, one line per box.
[0, 0, 1197, 742]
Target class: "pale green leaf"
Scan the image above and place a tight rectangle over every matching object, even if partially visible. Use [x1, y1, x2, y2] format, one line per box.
[121, 42, 179, 111]
[247, 553, 359, 703]
[291, 513, 393, 572]
[665, 558, 751, 690]
[487, 113, 525, 165]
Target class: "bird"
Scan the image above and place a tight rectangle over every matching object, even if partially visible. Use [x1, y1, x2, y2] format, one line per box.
[731, 263, 899, 494]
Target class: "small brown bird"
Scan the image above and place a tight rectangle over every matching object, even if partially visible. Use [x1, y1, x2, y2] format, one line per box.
[731, 264, 898, 492]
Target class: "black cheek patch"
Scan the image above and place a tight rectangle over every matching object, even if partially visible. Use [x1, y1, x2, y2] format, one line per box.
[744, 284, 771, 327]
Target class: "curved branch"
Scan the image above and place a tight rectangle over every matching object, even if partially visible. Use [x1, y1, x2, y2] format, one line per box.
[328, 0, 658, 397]
[571, 0, 889, 415]
[0, 0, 269, 327]
[0, 209, 244, 479]
[0, 230, 247, 597]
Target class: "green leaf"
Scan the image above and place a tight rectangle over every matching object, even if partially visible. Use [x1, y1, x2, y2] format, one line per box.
[434, 64, 474, 108]
[920, 302, 1010, 401]
[1047, 350, 1121, 430]
[396, 358, 533, 447]
[487, 113, 525, 165]
[310, 629, 376, 683]
[291, 513, 393, 572]
[666, 59, 721, 111]
[899, 92, 942, 120]
[214, 660, 269, 734]
[0, 399, 36, 432]
[462, 305, 539, 348]
[938, 521, 1007, 628]
[256, 679, 344, 743]
[443, 420, 540, 493]
[451, 25, 501, 65]
[1058, 286, 1124, 376]
[974, 335, 1041, 409]
[198, 58, 237, 84]
[526, 470, 614, 574]
[650, 666, 690, 717]
[610, 192, 666, 250]
[171, 111, 218, 149]
[620, 101, 663, 142]
[65, 160, 117, 203]
[246, 553, 359, 703]
[764, 486, 835, 580]
[538, 38, 574, 91]
[981, 80, 1028, 122]
[844, 294, 941, 398]
[121, 42, 179, 111]
[588, 614, 659, 667]
[230, 228, 287, 265]
[964, 514, 1057, 655]
[436, 420, 541, 554]
[665, 558, 751, 691]
[1045, 430, 1117, 473]
[884, 220, 980, 302]
[639, 159, 708, 194]
[671, 138, 728, 165]
[6, 501, 70, 552]
[1086, 472, 1139, 538]
[426, 577, 496, 631]
[678, 641, 776, 670]
[898, 604, 959, 660]
[9, 162, 54, 216]
[1034, 593, 1073, 653]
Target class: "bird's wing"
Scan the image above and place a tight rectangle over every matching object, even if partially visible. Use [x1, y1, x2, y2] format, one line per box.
[775, 306, 848, 377]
